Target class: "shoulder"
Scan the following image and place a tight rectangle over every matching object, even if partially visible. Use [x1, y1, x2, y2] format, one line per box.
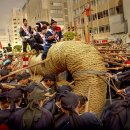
[11, 108, 26, 118]
[79, 112, 102, 127]
[42, 108, 52, 116]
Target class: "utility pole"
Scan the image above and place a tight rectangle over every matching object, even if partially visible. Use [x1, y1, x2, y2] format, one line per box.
[89, 0, 94, 44]
[84, 12, 90, 43]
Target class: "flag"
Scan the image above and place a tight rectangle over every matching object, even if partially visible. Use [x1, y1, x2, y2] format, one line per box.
[82, 2, 91, 16]
[0, 42, 2, 49]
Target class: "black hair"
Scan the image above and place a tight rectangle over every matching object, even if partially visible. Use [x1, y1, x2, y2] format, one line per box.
[60, 91, 81, 129]
[41, 73, 56, 82]
[78, 95, 88, 107]
[23, 18, 27, 23]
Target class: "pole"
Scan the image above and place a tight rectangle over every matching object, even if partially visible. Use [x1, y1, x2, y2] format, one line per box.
[96, 0, 99, 40]
[0, 60, 47, 81]
[89, 0, 94, 44]
[84, 12, 90, 43]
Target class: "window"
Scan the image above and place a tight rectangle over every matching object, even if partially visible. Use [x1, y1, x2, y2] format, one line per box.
[93, 14, 97, 21]
[89, 29, 92, 33]
[50, 10, 57, 13]
[53, 2, 62, 6]
[116, 6, 123, 14]
[81, 18, 84, 24]
[99, 26, 105, 33]
[103, 10, 108, 17]
[105, 25, 110, 32]
[100, 12, 103, 18]
[50, 10, 62, 14]
[94, 27, 98, 34]
[98, 12, 101, 19]
[13, 19, 16, 21]
[64, 9, 68, 15]
[109, 8, 116, 15]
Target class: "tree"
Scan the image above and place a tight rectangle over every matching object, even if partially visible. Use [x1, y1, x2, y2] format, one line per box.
[63, 32, 76, 41]
[13, 45, 22, 52]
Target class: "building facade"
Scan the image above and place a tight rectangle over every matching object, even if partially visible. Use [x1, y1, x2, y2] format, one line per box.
[22, 0, 69, 30]
[71, 0, 126, 43]
[8, 8, 23, 47]
[0, 34, 9, 48]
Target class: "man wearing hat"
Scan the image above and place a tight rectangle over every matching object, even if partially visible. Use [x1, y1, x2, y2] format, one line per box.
[39, 73, 57, 95]
[0, 59, 13, 83]
[16, 72, 31, 86]
[42, 19, 63, 59]
[7, 87, 53, 130]
[19, 18, 34, 52]
[33, 22, 48, 54]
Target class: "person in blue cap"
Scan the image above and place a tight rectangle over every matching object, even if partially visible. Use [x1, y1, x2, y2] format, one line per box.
[42, 19, 63, 60]
[15, 72, 31, 86]
[7, 87, 53, 130]
[0, 59, 13, 83]
[44, 85, 72, 115]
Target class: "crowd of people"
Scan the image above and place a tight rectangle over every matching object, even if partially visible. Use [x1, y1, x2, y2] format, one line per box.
[0, 50, 130, 130]
[19, 18, 63, 59]
[0, 56, 102, 130]
[0, 18, 130, 130]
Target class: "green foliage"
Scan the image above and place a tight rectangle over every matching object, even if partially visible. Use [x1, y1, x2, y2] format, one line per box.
[64, 32, 76, 41]
[13, 45, 22, 52]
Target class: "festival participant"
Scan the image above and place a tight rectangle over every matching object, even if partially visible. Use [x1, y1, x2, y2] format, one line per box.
[42, 19, 63, 59]
[101, 97, 130, 130]
[15, 72, 31, 86]
[38, 73, 57, 95]
[7, 87, 53, 130]
[19, 18, 34, 52]
[0, 59, 13, 83]
[34, 23, 47, 54]
[56, 91, 102, 130]
[44, 85, 72, 116]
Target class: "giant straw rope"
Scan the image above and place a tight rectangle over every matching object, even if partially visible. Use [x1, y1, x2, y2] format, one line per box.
[29, 41, 107, 114]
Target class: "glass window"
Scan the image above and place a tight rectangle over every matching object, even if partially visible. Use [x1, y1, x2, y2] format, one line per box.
[53, 2, 62, 6]
[116, 6, 123, 14]
[98, 12, 101, 19]
[109, 8, 116, 15]
[103, 10, 108, 17]
[81, 18, 84, 24]
[105, 25, 110, 32]
[99, 26, 105, 33]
